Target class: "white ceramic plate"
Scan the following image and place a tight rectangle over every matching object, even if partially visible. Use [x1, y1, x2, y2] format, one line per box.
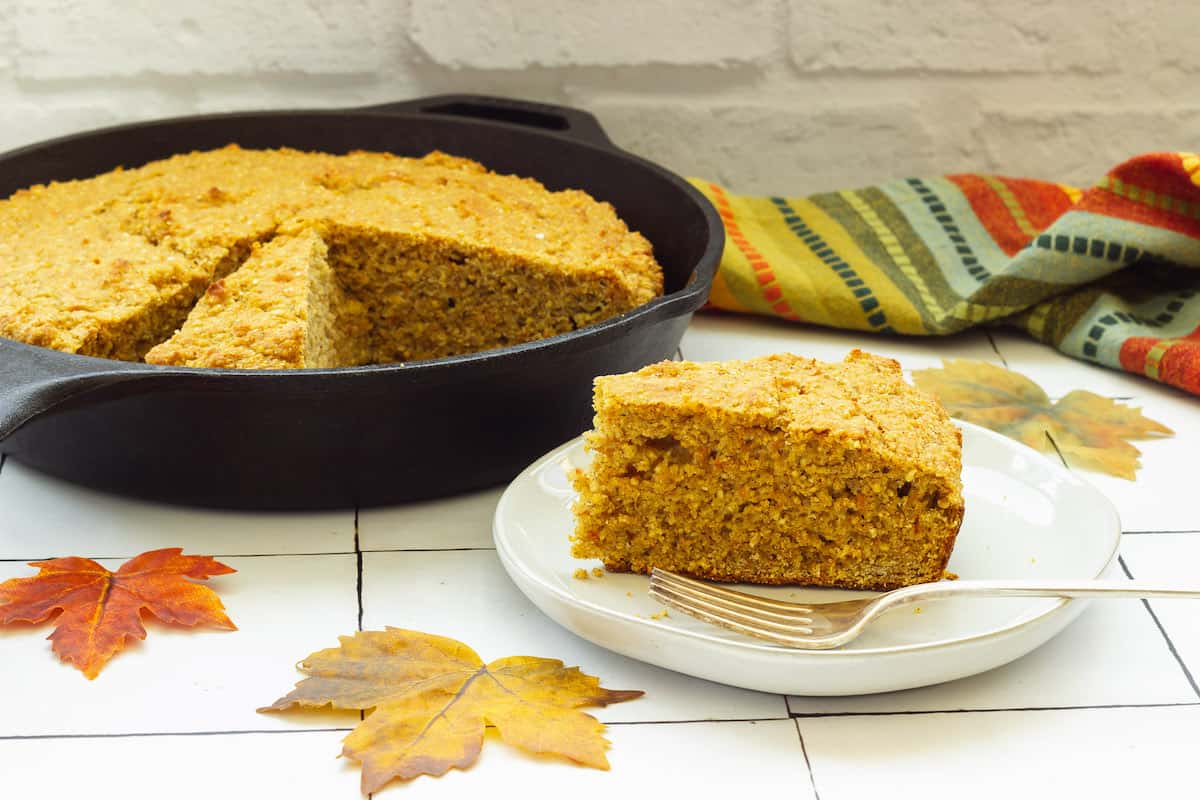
[493, 422, 1122, 696]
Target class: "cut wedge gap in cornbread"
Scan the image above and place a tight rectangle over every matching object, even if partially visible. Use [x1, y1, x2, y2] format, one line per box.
[570, 351, 965, 591]
[0, 168, 290, 362]
[145, 232, 369, 369]
[123, 230, 286, 362]
[319, 223, 656, 363]
[146, 222, 657, 369]
[0, 218, 219, 362]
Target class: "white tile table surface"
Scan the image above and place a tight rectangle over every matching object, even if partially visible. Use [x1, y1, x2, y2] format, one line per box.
[2, 315, 1196, 798]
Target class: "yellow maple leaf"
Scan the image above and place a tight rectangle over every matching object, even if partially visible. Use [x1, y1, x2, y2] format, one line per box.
[260, 628, 643, 793]
[911, 360, 1173, 480]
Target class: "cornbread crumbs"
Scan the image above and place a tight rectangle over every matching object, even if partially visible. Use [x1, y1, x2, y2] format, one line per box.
[570, 351, 965, 591]
[573, 568, 589, 580]
[591, 567, 605, 578]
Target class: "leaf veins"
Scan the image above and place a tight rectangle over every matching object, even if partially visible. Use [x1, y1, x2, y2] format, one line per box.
[912, 359, 1173, 479]
[0, 548, 236, 678]
[260, 627, 643, 793]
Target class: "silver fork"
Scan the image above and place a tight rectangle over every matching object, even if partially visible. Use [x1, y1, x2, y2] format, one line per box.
[648, 568, 1200, 649]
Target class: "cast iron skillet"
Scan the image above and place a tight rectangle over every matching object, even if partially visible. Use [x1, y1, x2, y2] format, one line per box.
[0, 95, 722, 509]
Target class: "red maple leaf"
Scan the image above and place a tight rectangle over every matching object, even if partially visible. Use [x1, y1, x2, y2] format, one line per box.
[0, 548, 236, 678]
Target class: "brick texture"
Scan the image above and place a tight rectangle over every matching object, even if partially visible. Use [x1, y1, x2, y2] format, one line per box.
[0, 0, 1196, 195]
[789, 0, 1136, 73]
[975, 109, 1200, 188]
[0, 5, 12, 75]
[13, 0, 398, 79]
[591, 101, 943, 195]
[410, 0, 781, 68]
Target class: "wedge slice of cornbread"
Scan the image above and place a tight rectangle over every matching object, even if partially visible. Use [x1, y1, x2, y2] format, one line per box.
[570, 351, 965, 591]
[0, 217, 215, 361]
[145, 231, 368, 369]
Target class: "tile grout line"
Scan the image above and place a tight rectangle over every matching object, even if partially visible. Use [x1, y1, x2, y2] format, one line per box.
[788, 700, 1200, 718]
[360, 546, 496, 554]
[0, 551, 358, 562]
[1119, 555, 1200, 700]
[2, 718, 800, 743]
[793, 718, 823, 800]
[1042, 431, 1072, 471]
[604, 716, 792, 726]
[984, 330, 1009, 369]
[5, 706, 1195, 742]
[354, 506, 363, 633]
[0, 727, 357, 741]
[0, 546, 500, 564]
[354, 505, 366, 735]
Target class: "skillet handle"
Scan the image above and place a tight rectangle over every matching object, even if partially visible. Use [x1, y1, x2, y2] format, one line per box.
[0, 340, 158, 442]
[355, 94, 615, 149]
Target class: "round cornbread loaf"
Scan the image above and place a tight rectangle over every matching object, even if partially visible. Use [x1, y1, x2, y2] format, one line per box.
[0, 146, 663, 368]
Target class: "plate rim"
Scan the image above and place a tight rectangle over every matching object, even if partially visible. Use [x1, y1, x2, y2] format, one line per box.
[493, 420, 1123, 659]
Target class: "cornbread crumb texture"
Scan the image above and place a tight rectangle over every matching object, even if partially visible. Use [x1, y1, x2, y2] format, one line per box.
[570, 351, 966, 591]
[144, 231, 368, 369]
[1, 145, 664, 368]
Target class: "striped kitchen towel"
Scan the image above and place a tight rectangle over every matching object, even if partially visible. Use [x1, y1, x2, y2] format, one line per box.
[691, 152, 1200, 396]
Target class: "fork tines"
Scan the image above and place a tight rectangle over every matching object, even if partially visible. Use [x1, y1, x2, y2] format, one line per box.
[648, 568, 816, 637]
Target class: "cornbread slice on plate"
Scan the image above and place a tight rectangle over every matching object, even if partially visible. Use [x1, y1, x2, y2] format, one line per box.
[146, 232, 369, 369]
[570, 351, 965, 591]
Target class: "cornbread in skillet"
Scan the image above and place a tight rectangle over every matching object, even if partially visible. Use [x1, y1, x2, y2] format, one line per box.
[0, 145, 663, 368]
[145, 231, 369, 369]
[286, 153, 661, 362]
[0, 216, 214, 361]
[569, 351, 965, 591]
[102, 147, 334, 285]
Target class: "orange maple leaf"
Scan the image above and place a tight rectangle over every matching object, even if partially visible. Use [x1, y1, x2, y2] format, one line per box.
[0, 547, 236, 678]
[260, 628, 643, 793]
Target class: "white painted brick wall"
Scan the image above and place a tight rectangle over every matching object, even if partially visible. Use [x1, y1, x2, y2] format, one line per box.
[14, 0, 393, 78]
[790, 1, 1137, 74]
[0, 0, 1196, 194]
[411, 0, 783, 68]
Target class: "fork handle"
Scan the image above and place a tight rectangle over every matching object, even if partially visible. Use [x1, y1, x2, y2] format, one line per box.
[880, 579, 1200, 611]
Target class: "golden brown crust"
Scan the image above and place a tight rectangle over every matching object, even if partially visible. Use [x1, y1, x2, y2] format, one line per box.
[0, 217, 213, 361]
[570, 351, 966, 591]
[0, 145, 664, 368]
